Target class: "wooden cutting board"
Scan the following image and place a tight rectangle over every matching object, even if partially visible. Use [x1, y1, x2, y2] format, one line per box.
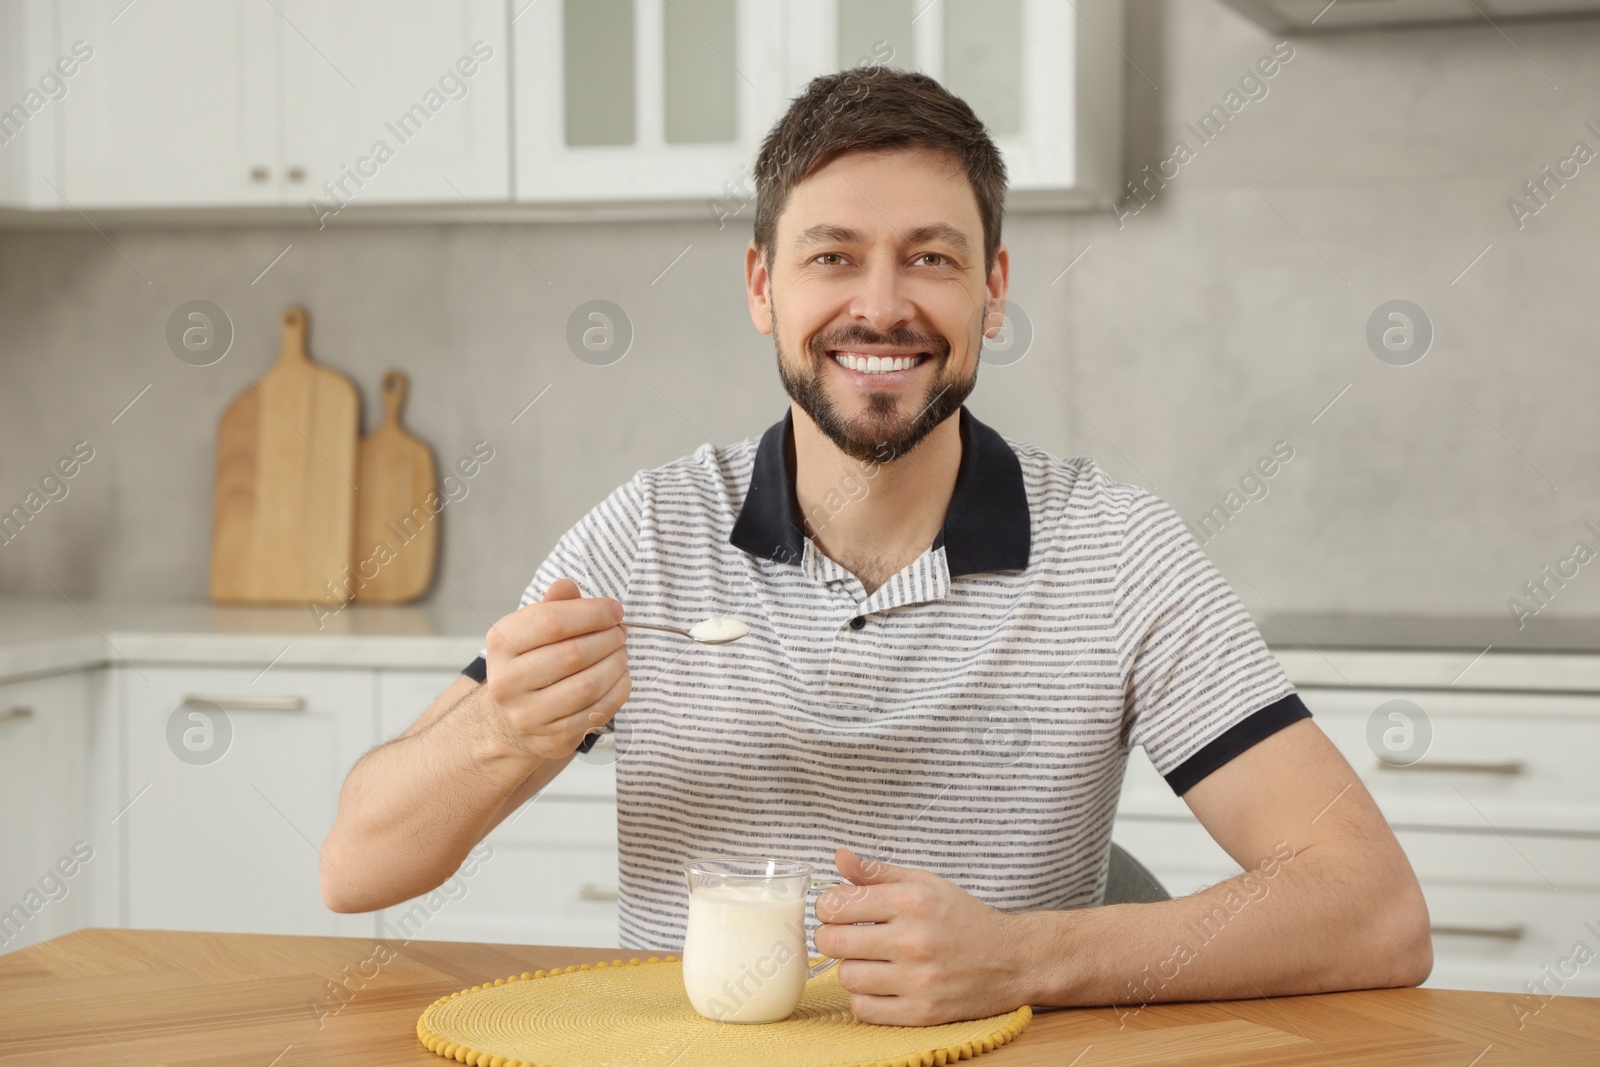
[352, 370, 439, 603]
[209, 306, 360, 604]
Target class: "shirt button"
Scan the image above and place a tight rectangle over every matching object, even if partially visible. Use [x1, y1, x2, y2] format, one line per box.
[849, 615, 866, 630]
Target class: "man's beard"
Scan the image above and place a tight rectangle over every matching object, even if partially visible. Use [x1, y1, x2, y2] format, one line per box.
[773, 302, 978, 465]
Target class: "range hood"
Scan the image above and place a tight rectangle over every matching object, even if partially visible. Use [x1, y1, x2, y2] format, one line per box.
[1219, 0, 1600, 33]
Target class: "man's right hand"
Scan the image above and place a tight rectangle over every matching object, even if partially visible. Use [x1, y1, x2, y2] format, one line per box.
[482, 578, 631, 760]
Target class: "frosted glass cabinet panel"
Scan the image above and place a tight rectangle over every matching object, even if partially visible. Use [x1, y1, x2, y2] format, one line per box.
[663, 0, 739, 144]
[564, 0, 637, 147]
[835, 0, 915, 70]
[943, 0, 1024, 137]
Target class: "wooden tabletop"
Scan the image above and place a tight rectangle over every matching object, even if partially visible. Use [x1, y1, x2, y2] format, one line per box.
[1, 929, 1596, 1066]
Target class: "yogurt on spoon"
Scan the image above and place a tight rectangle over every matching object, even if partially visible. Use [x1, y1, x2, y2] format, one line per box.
[688, 617, 750, 643]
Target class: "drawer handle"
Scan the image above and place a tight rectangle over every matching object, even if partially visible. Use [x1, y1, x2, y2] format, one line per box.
[578, 883, 619, 902]
[1375, 759, 1525, 776]
[183, 695, 307, 712]
[0, 705, 35, 724]
[1430, 922, 1526, 940]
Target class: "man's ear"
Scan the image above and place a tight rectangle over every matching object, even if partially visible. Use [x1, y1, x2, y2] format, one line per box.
[984, 242, 1010, 338]
[746, 240, 774, 336]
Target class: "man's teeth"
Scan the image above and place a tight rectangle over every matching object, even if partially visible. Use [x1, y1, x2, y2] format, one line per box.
[832, 352, 925, 374]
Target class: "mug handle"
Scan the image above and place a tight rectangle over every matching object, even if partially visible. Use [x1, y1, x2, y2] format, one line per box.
[804, 875, 853, 980]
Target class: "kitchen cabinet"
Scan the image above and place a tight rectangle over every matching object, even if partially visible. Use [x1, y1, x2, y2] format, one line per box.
[1112, 649, 1600, 997]
[513, 0, 1125, 209]
[120, 665, 376, 937]
[271, 0, 510, 209]
[0, 670, 94, 954]
[374, 669, 621, 947]
[513, 0, 789, 205]
[48, 0, 508, 210]
[9, 0, 1120, 216]
[51, 0, 277, 208]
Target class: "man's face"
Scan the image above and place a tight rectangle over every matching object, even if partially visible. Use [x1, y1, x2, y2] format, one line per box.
[746, 146, 1008, 464]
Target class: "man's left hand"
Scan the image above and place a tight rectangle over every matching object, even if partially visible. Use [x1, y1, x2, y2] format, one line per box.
[813, 847, 1038, 1026]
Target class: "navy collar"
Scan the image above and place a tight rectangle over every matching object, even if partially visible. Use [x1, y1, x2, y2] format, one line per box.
[728, 405, 1030, 577]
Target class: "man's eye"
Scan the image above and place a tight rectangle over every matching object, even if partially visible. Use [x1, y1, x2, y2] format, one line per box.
[917, 253, 950, 267]
[814, 253, 846, 266]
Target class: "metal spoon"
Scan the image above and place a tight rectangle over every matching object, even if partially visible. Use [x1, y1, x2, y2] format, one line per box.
[620, 618, 750, 644]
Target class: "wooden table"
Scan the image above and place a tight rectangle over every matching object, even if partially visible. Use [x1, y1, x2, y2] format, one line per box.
[2, 929, 1597, 1065]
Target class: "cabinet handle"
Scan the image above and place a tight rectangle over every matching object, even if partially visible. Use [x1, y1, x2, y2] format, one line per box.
[578, 883, 619, 902]
[1375, 759, 1525, 776]
[250, 165, 269, 182]
[1430, 922, 1526, 940]
[183, 695, 306, 712]
[0, 705, 35, 724]
[286, 166, 306, 182]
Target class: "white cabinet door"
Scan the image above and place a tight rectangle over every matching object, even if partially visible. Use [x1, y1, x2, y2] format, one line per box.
[53, 0, 279, 207]
[514, 0, 790, 203]
[277, 0, 509, 213]
[785, 0, 1123, 207]
[375, 669, 620, 947]
[0, 670, 93, 954]
[123, 666, 374, 937]
[515, 0, 1121, 207]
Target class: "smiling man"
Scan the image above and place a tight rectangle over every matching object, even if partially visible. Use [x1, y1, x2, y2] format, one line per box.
[322, 66, 1431, 1025]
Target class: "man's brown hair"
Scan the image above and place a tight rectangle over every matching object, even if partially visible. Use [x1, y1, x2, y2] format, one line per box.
[752, 66, 1008, 277]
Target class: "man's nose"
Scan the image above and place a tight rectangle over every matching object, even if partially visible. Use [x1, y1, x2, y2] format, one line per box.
[849, 259, 916, 333]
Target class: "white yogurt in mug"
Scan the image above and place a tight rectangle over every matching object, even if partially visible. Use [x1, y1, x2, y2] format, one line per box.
[681, 882, 808, 1023]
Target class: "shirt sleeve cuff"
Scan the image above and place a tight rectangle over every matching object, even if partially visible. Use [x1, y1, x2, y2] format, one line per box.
[1163, 693, 1313, 797]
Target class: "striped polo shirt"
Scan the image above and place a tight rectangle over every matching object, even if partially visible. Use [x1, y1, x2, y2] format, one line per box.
[463, 405, 1310, 952]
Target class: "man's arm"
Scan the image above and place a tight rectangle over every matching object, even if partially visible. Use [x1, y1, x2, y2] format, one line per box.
[815, 718, 1432, 1026]
[1019, 717, 1432, 1010]
[319, 579, 629, 913]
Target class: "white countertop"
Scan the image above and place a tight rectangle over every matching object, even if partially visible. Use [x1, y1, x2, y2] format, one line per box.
[7, 595, 1600, 687]
[0, 597, 488, 682]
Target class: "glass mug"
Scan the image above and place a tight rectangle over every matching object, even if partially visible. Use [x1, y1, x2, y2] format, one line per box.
[681, 857, 850, 1023]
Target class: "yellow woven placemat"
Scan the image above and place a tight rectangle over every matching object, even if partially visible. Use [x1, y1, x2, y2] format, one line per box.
[417, 955, 1031, 1067]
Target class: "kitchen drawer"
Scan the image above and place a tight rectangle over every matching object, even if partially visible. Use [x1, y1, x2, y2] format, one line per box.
[492, 793, 616, 848]
[1111, 814, 1600, 996]
[122, 666, 375, 937]
[1306, 686, 1600, 832]
[1422, 882, 1600, 997]
[383, 800, 620, 949]
[1118, 687, 1600, 833]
